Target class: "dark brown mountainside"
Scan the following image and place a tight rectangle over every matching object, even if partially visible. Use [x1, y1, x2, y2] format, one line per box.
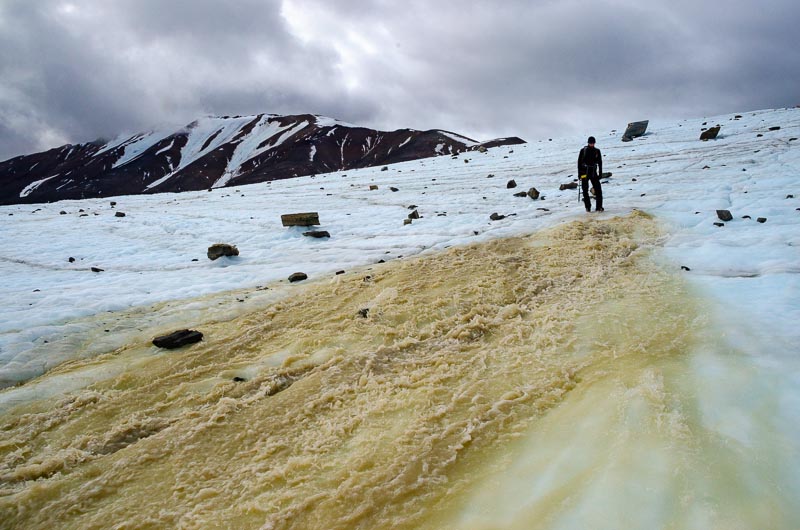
[0, 114, 524, 204]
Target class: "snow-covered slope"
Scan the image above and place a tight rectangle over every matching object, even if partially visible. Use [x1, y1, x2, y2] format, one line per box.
[0, 114, 524, 205]
[0, 107, 798, 387]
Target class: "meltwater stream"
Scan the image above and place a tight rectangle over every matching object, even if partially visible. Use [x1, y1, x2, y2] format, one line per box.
[1, 213, 797, 529]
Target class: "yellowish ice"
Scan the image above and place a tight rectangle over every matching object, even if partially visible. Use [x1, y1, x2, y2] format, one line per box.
[0, 212, 789, 529]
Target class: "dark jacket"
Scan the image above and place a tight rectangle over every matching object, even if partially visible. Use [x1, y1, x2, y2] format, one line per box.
[578, 145, 603, 176]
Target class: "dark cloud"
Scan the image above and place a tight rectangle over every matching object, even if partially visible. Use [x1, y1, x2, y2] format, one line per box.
[1, 0, 798, 161]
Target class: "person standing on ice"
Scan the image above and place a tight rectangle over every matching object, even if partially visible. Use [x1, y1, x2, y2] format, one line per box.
[578, 136, 604, 212]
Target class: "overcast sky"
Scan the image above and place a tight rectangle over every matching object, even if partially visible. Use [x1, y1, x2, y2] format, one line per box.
[1, 0, 799, 161]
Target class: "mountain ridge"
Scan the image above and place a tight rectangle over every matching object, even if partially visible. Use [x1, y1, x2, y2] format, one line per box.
[0, 113, 524, 204]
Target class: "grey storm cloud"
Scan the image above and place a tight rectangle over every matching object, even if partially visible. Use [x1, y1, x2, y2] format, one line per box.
[1, 0, 799, 161]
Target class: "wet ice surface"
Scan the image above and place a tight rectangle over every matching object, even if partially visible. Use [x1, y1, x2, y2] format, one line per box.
[0, 108, 799, 527]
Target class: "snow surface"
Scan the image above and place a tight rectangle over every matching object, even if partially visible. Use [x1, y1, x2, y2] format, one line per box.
[1, 108, 798, 394]
[112, 130, 172, 169]
[19, 174, 60, 198]
[438, 130, 479, 145]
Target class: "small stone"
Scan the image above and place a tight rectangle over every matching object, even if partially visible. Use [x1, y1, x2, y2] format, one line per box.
[716, 210, 733, 222]
[757, 217, 767, 223]
[68, 257, 75, 263]
[536, 208, 550, 211]
[358, 308, 370, 318]
[288, 272, 308, 283]
[703, 166, 711, 169]
[408, 205, 418, 210]
[110, 201, 117, 207]
[713, 222, 724, 227]
[507, 179, 517, 189]
[115, 212, 126, 217]
[681, 266, 691, 271]
[408, 210, 420, 220]
[559, 182, 578, 190]
[233, 376, 246, 382]
[787, 195, 794, 199]
[490, 212, 506, 221]
[91, 267, 104, 272]
[381, 166, 388, 171]
[369, 185, 379, 190]
[403, 219, 412, 225]
[757, 134, 764, 137]
[527, 187, 540, 200]
[632, 178, 637, 181]
[743, 215, 751, 219]
[768, 126, 781, 131]
[152, 329, 203, 349]
[192, 259, 199, 262]
[487, 174, 495, 178]
[60, 211, 67, 215]
[513, 191, 527, 197]
[335, 270, 345, 275]
[390, 187, 399, 192]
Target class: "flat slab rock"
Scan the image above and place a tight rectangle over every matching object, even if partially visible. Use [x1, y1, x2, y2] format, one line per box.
[281, 212, 320, 227]
[303, 230, 330, 238]
[622, 120, 648, 141]
[153, 329, 203, 349]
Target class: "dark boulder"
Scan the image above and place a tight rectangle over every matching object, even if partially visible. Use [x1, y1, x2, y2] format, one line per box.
[288, 272, 308, 283]
[490, 212, 506, 221]
[701, 126, 721, 140]
[513, 191, 528, 197]
[716, 210, 733, 221]
[115, 212, 126, 217]
[507, 179, 517, 189]
[757, 217, 767, 223]
[559, 182, 578, 190]
[153, 329, 203, 349]
[207, 243, 239, 260]
[527, 187, 540, 200]
[408, 209, 420, 220]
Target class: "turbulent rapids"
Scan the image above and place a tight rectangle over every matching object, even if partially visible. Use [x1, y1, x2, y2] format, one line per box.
[0, 212, 790, 528]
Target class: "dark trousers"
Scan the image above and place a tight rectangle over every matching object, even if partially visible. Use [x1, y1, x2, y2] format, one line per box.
[581, 166, 603, 211]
